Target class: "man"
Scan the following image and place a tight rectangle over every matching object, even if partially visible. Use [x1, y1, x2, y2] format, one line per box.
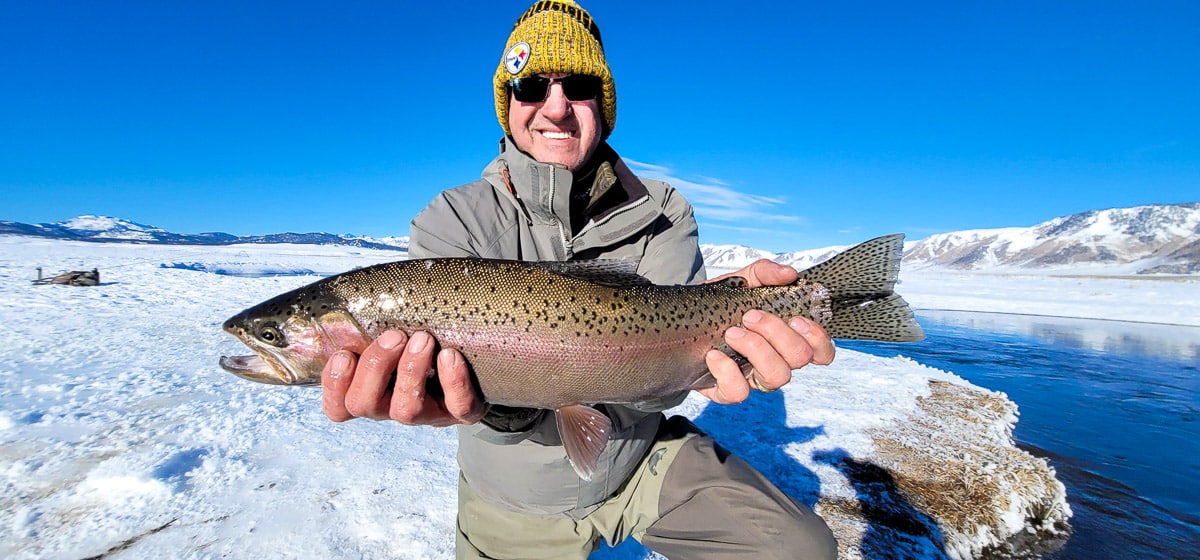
[321, 2, 838, 558]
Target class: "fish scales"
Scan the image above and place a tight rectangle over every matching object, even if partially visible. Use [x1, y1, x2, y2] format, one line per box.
[320, 259, 826, 408]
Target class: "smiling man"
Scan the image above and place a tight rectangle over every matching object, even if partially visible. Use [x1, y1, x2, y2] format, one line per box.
[320, 2, 838, 558]
[507, 72, 603, 171]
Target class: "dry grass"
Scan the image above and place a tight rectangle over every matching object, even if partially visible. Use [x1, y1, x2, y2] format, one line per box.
[817, 380, 1072, 559]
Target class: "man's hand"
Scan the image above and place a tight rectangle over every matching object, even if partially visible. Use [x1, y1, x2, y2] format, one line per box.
[697, 259, 836, 404]
[321, 330, 487, 427]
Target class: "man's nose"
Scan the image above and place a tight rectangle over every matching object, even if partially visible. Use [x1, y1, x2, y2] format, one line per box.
[539, 83, 572, 120]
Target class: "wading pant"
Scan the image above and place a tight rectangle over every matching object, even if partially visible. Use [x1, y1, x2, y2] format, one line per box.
[456, 416, 837, 560]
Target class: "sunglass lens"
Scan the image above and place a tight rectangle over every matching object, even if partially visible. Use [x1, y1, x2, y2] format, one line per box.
[509, 75, 602, 102]
[560, 75, 603, 101]
[510, 77, 550, 102]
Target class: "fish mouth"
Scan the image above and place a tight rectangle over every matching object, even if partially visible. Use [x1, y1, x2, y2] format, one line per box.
[219, 354, 313, 386]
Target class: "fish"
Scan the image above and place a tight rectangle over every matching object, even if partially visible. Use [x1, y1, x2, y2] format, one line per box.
[220, 233, 924, 479]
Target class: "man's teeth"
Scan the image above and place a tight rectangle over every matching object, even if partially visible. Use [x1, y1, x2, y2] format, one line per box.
[541, 131, 572, 139]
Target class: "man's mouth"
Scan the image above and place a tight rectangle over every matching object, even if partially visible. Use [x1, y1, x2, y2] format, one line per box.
[539, 130, 574, 140]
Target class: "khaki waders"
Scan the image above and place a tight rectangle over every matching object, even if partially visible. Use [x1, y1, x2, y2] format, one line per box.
[456, 417, 837, 560]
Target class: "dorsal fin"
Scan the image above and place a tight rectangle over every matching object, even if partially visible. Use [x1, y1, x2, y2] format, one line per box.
[535, 259, 653, 287]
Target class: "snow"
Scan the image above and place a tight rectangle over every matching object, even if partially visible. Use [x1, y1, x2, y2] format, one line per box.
[60, 215, 144, 232]
[58, 215, 167, 242]
[898, 270, 1200, 327]
[1, 235, 1177, 558]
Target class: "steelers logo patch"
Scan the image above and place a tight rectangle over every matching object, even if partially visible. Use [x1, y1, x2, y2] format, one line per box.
[505, 42, 531, 74]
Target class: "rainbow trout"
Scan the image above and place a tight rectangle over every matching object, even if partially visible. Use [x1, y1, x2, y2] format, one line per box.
[220, 234, 923, 479]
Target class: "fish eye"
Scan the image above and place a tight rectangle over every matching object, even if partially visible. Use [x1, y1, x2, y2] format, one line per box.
[256, 324, 285, 347]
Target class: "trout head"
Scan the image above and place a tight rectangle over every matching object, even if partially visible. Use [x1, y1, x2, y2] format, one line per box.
[219, 286, 370, 386]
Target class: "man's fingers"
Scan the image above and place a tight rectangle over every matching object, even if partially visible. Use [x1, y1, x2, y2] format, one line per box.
[702, 349, 751, 404]
[742, 310, 813, 368]
[389, 331, 436, 424]
[438, 349, 486, 424]
[708, 259, 798, 288]
[344, 330, 406, 420]
[322, 350, 356, 422]
[725, 324, 794, 392]
[320, 329, 484, 427]
[745, 259, 799, 287]
[717, 311, 838, 396]
[791, 317, 836, 365]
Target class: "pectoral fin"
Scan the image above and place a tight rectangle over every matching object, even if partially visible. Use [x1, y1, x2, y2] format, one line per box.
[313, 309, 371, 355]
[554, 404, 612, 481]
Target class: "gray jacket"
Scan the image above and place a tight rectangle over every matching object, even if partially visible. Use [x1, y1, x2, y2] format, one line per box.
[409, 141, 706, 516]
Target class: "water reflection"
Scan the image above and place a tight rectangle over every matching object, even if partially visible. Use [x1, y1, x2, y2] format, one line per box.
[917, 310, 1200, 362]
[842, 310, 1200, 558]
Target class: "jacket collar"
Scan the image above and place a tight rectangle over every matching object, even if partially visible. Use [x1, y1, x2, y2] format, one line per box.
[482, 139, 652, 232]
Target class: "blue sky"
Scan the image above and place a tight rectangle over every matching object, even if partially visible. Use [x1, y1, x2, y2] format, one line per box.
[3, 1, 1197, 252]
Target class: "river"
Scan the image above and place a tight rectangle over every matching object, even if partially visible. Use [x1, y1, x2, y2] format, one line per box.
[842, 310, 1200, 559]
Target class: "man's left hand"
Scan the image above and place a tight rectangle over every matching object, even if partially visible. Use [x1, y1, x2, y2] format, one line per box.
[697, 259, 835, 404]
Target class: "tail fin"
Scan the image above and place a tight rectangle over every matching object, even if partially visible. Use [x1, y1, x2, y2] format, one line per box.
[797, 234, 925, 342]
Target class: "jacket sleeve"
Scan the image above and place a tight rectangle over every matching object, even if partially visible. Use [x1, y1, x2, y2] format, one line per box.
[634, 181, 707, 285]
[409, 192, 476, 259]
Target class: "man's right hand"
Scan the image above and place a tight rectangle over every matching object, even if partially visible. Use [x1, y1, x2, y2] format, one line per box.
[321, 330, 487, 427]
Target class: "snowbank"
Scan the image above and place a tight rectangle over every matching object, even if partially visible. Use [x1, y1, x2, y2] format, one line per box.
[0, 237, 1079, 558]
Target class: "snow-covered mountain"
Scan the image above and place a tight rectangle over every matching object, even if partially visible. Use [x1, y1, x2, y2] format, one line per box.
[5, 203, 1198, 275]
[0, 215, 410, 252]
[902, 203, 1199, 274]
[699, 244, 777, 269]
[702, 203, 1200, 276]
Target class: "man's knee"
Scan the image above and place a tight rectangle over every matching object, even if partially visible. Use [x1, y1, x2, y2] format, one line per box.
[648, 428, 839, 559]
[777, 514, 838, 560]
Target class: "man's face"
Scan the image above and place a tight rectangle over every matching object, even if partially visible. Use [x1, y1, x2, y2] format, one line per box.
[508, 73, 602, 172]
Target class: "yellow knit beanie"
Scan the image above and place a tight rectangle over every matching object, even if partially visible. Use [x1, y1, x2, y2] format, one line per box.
[493, 1, 616, 139]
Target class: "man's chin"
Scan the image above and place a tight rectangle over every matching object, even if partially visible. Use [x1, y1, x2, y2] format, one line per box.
[531, 149, 586, 171]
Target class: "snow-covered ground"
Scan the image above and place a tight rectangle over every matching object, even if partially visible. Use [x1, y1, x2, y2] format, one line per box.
[1, 237, 1192, 559]
[899, 270, 1200, 327]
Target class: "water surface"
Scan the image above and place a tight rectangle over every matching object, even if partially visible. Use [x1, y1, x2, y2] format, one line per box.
[843, 311, 1200, 559]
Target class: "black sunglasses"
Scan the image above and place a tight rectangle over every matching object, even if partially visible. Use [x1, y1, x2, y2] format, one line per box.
[508, 75, 603, 103]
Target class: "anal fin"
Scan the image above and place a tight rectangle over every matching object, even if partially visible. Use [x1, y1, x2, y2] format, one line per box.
[688, 372, 717, 390]
[555, 404, 612, 481]
[688, 346, 754, 391]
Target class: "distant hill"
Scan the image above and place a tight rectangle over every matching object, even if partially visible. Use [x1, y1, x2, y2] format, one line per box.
[901, 203, 1199, 274]
[0, 215, 410, 252]
[701, 203, 1200, 276]
[5, 203, 1198, 275]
